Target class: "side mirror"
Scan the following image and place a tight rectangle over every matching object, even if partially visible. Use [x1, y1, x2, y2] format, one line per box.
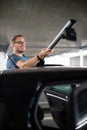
[71, 82, 87, 130]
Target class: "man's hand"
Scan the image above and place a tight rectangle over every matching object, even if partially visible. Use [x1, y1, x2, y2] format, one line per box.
[38, 48, 52, 59]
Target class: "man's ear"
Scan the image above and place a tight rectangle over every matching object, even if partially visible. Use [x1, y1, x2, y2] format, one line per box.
[12, 43, 15, 48]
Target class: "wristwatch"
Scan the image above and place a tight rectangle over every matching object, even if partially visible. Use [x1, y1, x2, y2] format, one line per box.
[36, 54, 45, 67]
[37, 54, 43, 61]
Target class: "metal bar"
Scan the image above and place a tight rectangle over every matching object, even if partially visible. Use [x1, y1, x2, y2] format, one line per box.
[47, 19, 76, 49]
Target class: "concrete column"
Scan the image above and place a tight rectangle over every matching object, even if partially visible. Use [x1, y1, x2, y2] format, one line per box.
[0, 52, 7, 70]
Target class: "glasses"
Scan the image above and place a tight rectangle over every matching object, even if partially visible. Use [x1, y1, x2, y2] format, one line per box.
[14, 41, 27, 44]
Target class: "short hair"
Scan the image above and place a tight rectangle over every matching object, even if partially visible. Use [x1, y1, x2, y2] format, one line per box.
[11, 35, 24, 42]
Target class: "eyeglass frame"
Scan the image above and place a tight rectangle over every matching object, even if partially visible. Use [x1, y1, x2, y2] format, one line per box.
[14, 41, 27, 44]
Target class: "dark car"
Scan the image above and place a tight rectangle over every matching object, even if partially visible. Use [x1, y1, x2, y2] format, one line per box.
[0, 66, 87, 130]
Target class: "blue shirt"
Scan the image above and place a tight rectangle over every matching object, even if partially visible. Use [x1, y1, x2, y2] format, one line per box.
[6, 54, 28, 69]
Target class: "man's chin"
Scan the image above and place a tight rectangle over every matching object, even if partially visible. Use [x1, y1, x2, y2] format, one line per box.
[18, 51, 24, 53]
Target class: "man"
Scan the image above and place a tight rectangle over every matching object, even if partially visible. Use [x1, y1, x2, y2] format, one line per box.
[6, 35, 52, 128]
[6, 34, 52, 69]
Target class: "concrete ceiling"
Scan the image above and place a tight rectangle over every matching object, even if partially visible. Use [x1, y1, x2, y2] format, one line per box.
[0, 0, 87, 56]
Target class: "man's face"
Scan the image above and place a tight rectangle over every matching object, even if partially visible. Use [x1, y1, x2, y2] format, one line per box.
[13, 36, 26, 53]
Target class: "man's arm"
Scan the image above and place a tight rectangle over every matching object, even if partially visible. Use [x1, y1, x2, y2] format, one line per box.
[16, 48, 51, 68]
